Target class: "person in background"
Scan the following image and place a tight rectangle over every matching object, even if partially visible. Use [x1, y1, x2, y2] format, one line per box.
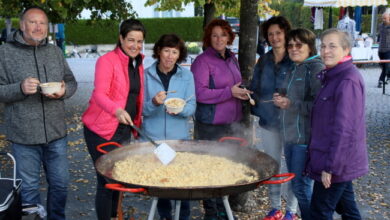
[55, 23, 65, 52]
[377, 8, 390, 88]
[249, 16, 298, 220]
[191, 18, 249, 220]
[82, 19, 146, 220]
[306, 28, 368, 220]
[0, 6, 77, 220]
[142, 33, 196, 220]
[273, 28, 324, 220]
[257, 20, 266, 57]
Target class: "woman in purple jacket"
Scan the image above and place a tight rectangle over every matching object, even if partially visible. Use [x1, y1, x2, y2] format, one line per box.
[307, 28, 369, 220]
[191, 19, 249, 220]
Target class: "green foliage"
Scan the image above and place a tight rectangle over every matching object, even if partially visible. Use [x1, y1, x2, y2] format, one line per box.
[0, 0, 136, 23]
[145, 0, 238, 15]
[0, 18, 20, 28]
[141, 17, 203, 43]
[63, 17, 203, 45]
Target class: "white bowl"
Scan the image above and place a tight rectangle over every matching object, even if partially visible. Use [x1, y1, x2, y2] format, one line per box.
[164, 98, 185, 114]
[40, 82, 62, 95]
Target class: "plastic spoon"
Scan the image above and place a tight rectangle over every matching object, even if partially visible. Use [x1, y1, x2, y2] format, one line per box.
[247, 93, 255, 105]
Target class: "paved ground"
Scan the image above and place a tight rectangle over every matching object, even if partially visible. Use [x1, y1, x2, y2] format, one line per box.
[0, 58, 389, 219]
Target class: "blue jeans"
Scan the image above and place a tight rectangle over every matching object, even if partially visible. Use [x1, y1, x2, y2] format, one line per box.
[12, 137, 69, 220]
[284, 144, 313, 220]
[157, 199, 190, 220]
[258, 127, 297, 213]
[311, 181, 362, 220]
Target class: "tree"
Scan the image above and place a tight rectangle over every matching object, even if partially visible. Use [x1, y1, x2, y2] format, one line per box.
[145, 0, 237, 28]
[0, 0, 136, 39]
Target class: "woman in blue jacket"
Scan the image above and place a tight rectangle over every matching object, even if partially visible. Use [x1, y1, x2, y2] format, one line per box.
[142, 34, 196, 220]
[273, 28, 324, 220]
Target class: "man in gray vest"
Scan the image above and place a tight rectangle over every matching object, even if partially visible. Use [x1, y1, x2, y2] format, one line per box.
[0, 6, 77, 220]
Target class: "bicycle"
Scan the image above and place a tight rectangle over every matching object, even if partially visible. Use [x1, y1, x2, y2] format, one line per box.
[65, 42, 82, 58]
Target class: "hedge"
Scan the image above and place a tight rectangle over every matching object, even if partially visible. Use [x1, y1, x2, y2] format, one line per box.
[0, 6, 383, 45]
[64, 17, 204, 45]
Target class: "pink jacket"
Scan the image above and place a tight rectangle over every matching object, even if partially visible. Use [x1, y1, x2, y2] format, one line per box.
[82, 47, 144, 140]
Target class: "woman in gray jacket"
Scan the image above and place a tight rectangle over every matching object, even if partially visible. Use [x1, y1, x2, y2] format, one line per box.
[273, 28, 324, 220]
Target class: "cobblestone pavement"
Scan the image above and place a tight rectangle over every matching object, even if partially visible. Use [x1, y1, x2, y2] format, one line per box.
[0, 60, 389, 219]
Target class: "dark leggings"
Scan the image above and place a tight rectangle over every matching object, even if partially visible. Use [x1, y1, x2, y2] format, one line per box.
[84, 125, 131, 220]
[194, 121, 243, 218]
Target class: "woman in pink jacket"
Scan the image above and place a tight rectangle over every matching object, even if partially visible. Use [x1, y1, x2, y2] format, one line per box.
[82, 19, 145, 220]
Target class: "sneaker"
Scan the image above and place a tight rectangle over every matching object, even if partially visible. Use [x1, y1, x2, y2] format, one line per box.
[378, 81, 383, 88]
[217, 212, 238, 220]
[282, 211, 299, 220]
[263, 208, 284, 220]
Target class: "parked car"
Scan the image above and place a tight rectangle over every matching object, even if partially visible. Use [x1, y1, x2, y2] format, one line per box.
[226, 17, 240, 34]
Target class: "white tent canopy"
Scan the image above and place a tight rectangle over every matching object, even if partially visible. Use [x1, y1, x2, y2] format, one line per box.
[304, 0, 388, 7]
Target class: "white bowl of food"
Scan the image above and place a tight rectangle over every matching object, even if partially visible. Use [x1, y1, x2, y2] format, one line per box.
[40, 82, 62, 95]
[164, 98, 186, 114]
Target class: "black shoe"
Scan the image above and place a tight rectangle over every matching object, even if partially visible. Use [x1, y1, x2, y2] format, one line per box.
[378, 81, 383, 88]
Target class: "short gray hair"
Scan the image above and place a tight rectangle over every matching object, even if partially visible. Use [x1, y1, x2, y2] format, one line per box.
[384, 8, 390, 16]
[320, 28, 353, 51]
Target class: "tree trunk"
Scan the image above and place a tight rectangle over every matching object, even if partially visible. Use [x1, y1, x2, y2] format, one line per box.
[230, 0, 259, 213]
[238, 0, 258, 132]
[203, 2, 216, 29]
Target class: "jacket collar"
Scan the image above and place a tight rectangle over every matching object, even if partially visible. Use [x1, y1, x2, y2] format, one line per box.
[205, 46, 234, 59]
[148, 61, 184, 78]
[10, 29, 48, 48]
[114, 46, 144, 64]
[319, 58, 353, 83]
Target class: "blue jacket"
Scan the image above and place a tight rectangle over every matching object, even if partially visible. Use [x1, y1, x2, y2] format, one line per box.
[142, 62, 196, 140]
[306, 59, 368, 183]
[250, 50, 293, 130]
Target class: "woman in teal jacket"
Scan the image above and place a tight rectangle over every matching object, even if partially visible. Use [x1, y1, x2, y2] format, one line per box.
[142, 34, 195, 220]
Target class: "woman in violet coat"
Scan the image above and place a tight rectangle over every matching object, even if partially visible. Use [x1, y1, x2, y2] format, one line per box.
[306, 28, 369, 220]
[190, 18, 250, 220]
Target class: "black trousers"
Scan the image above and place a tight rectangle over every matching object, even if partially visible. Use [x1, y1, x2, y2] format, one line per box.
[379, 51, 390, 81]
[194, 121, 244, 219]
[84, 125, 131, 220]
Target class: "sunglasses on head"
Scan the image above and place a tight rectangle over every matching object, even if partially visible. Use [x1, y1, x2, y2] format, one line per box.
[287, 43, 304, 50]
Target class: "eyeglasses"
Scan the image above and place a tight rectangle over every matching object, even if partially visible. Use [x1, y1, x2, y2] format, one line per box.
[287, 43, 304, 50]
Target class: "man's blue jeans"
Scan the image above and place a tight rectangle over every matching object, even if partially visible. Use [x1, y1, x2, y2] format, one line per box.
[12, 137, 69, 220]
[311, 181, 362, 220]
[284, 144, 313, 220]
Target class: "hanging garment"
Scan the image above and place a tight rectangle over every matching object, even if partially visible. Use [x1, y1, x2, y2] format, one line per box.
[354, 7, 362, 33]
[314, 8, 324, 30]
[337, 16, 357, 41]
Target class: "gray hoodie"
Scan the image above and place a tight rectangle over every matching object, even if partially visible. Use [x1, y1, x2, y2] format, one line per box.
[0, 30, 77, 144]
[280, 55, 324, 145]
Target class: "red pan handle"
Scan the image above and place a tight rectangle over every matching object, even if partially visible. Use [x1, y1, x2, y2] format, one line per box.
[96, 142, 122, 154]
[259, 173, 295, 185]
[105, 183, 147, 193]
[218, 137, 248, 147]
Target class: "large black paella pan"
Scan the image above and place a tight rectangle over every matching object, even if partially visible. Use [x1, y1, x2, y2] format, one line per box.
[95, 137, 294, 200]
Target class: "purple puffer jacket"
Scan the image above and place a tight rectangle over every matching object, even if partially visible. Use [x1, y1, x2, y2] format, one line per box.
[191, 47, 242, 125]
[306, 59, 369, 183]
